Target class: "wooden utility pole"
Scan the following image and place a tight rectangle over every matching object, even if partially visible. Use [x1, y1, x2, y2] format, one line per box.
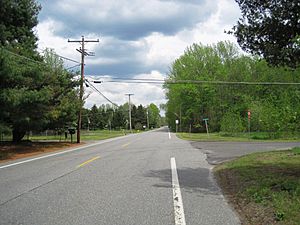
[68, 36, 99, 143]
[125, 94, 134, 133]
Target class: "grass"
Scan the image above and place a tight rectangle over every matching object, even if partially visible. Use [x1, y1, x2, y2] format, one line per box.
[177, 131, 300, 142]
[80, 130, 127, 141]
[3, 130, 129, 142]
[214, 148, 300, 225]
[0, 130, 131, 161]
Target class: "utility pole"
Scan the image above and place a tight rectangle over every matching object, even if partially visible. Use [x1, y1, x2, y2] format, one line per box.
[146, 108, 150, 129]
[68, 36, 99, 143]
[179, 103, 182, 132]
[125, 94, 134, 133]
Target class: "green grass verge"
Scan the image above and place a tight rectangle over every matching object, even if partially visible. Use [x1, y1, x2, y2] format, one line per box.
[80, 130, 127, 141]
[1, 129, 146, 142]
[28, 130, 127, 141]
[214, 148, 300, 225]
[177, 132, 300, 142]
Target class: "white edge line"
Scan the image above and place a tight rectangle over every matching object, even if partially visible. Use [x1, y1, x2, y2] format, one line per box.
[171, 157, 186, 225]
[0, 134, 135, 170]
[169, 132, 171, 139]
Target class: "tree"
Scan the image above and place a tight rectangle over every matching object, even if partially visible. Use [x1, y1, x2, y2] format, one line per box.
[89, 105, 99, 130]
[112, 106, 126, 129]
[0, 48, 79, 142]
[165, 41, 300, 133]
[148, 103, 160, 128]
[135, 104, 146, 128]
[231, 0, 300, 68]
[0, 0, 41, 56]
[43, 49, 79, 131]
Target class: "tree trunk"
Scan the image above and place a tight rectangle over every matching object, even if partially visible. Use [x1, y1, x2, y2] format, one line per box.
[12, 128, 26, 142]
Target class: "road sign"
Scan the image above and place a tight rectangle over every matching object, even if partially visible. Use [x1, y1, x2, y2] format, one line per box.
[175, 120, 179, 124]
[248, 110, 251, 120]
[202, 118, 209, 137]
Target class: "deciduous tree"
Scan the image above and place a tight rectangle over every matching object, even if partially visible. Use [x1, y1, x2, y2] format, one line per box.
[231, 0, 300, 68]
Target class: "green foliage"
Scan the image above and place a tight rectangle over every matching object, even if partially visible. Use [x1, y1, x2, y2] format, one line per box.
[81, 103, 161, 131]
[291, 147, 300, 155]
[220, 112, 245, 134]
[165, 41, 300, 134]
[231, 0, 300, 68]
[0, 0, 41, 56]
[148, 103, 160, 128]
[0, 1, 80, 142]
[0, 48, 79, 141]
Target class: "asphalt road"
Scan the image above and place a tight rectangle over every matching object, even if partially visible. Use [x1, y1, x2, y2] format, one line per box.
[0, 127, 240, 225]
[191, 141, 300, 165]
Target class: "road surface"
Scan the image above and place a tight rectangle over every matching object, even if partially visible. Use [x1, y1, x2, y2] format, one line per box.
[191, 141, 300, 165]
[0, 127, 239, 225]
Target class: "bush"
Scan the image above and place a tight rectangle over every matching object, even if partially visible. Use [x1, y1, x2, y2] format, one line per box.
[220, 112, 245, 134]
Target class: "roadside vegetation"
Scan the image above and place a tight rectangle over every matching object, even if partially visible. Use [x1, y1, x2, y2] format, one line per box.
[214, 147, 300, 225]
[164, 41, 300, 135]
[177, 132, 300, 142]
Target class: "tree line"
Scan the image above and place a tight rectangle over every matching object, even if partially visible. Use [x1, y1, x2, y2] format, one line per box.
[164, 41, 300, 135]
[165, 0, 300, 135]
[81, 103, 162, 131]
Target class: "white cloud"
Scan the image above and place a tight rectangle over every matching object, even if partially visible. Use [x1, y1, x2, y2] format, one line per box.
[85, 71, 166, 108]
[189, 0, 240, 45]
[36, 0, 241, 111]
[144, 32, 187, 69]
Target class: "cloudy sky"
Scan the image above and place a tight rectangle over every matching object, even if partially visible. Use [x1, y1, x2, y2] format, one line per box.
[36, 0, 241, 109]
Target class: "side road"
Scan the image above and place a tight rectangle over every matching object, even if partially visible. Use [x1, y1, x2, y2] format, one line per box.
[191, 141, 300, 164]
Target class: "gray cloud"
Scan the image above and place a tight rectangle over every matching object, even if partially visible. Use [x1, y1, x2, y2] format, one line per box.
[38, 0, 216, 40]
[37, 0, 239, 77]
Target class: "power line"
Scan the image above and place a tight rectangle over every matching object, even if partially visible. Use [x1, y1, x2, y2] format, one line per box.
[1, 47, 46, 66]
[38, 47, 81, 64]
[2, 47, 82, 71]
[66, 64, 81, 70]
[93, 78, 300, 86]
[54, 54, 80, 64]
[95, 77, 165, 81]
[166, 80, 300, 86]
[85, 79, 118, 107]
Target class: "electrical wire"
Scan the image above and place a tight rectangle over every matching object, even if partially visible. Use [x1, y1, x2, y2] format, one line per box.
[38, 47, 81, 64]
[94, 78, 300, 86]
[66, 64, 81, 70]
[54, 54, 80, 64]
[1, 48, 46, 66]
[85, 79, 118, 107]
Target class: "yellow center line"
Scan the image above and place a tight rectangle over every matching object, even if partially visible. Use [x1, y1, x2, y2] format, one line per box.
[77, 156, 100, 168]
[122, 142, 131, 148]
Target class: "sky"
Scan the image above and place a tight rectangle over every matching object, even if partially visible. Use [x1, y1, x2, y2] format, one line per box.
[36, 0, 241, 109]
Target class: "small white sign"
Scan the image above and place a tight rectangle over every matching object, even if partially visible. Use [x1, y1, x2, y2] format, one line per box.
[175, 120, 179, 124]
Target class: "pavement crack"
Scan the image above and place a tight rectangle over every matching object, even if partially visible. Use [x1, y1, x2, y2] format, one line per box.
[0, 169, 77, 207]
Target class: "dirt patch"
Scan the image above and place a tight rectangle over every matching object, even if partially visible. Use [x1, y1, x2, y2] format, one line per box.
[0, 141, 85, 163]
[214, 169, 277, 225]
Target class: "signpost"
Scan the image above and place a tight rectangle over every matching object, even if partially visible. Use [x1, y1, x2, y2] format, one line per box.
[247, 110, 251, 138]
[203, 118, 209, 137]
[175, 119, 179, 133]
